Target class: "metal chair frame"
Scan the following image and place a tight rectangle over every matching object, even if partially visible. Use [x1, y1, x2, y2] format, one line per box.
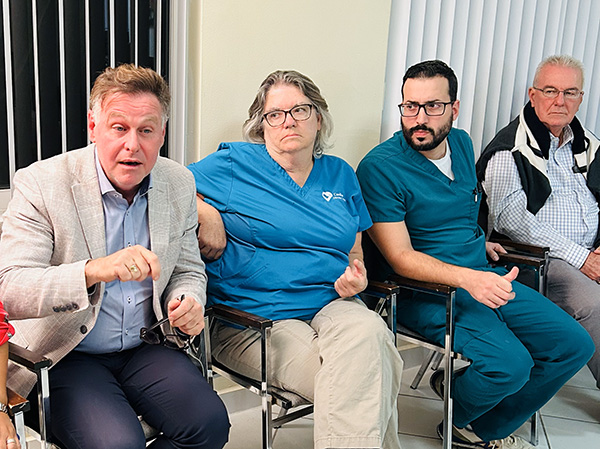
[205, 304, 313, 449]
[369, 242, 549, 449]
[12, 332, 212, 449]
[7, 342, 52, 449]
[387, 274, 457, 449]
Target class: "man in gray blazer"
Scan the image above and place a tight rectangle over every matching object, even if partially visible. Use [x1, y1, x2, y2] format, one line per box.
[0, 64, 229, 449]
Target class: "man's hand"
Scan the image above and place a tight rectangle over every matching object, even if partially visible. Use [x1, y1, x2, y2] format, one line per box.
[485, 241, 507, 262]
[334, 259, 368, 298]
[462, 266, 519, 309]
[196, 195, 227, 260]
[167, 295, 205, 336]
[0, 412, 20, 449]
[581, 250, 600, 282]
[84, 245, 161, 288]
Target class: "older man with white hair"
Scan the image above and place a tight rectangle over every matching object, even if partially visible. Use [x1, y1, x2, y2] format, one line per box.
[478, 54, 600, 388]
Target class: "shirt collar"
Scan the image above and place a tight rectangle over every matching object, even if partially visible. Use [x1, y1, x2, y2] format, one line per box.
[548, 125, 574, 151]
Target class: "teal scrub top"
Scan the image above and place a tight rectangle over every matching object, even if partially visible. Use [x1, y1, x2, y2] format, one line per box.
[188, 142, 372, 321]
[356, 128, 488, 278]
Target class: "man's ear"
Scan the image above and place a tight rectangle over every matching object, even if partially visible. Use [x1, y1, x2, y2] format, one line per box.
[88, 109, 97, 142]
[451, 100, 460, 121]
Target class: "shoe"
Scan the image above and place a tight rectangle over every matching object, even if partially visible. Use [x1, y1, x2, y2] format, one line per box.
[489, 435, 535, 449]
[436, 422, 535, 448]
[429, 366, 468, 400]
[429, 368, 445, 400]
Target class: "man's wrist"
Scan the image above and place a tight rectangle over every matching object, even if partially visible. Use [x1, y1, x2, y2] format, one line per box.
[0, 402, 10, 416]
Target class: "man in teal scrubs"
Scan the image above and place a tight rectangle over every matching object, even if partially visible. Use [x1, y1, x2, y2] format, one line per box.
[357, 60, 593, 449]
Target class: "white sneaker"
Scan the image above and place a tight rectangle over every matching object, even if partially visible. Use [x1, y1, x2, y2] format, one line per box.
[489, 434, 535, 449]
[437, 422, 534, 449]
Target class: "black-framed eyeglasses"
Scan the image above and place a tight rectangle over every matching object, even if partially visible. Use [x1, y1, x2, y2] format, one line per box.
[532, 86, 583, 100]
[140, 317, 189, 349]
[398, 101, 454, 117]
[262, 104, 314, 127]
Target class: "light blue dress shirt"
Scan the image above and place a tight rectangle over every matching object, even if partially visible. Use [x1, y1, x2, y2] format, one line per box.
[76, 152, 154, 353]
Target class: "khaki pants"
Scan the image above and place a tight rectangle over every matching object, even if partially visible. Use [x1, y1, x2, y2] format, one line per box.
[211, 297, 403, 449]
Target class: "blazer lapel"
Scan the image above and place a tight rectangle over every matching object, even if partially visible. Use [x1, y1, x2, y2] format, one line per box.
[148, 178, 170, 256]
[72, 148, 106, 260]
[148, 175, 170, 300]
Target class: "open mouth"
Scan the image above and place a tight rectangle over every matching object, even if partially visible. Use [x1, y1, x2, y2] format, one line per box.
[120, 161, 142, 166]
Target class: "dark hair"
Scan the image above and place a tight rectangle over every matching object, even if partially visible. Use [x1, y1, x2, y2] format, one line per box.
[402, 60, 458, 101]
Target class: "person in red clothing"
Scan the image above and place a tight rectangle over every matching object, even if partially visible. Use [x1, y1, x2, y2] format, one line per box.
[0, 303, 18, 448]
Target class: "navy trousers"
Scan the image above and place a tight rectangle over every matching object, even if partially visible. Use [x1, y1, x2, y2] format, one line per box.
[398, 269, 594, 441]
[44, 344, 229, 449]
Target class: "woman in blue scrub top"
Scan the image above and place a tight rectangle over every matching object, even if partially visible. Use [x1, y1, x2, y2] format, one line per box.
[187, 70, 403, 449]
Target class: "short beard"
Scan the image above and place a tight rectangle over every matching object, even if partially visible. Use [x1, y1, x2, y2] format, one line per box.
[402, 118, 452, 153]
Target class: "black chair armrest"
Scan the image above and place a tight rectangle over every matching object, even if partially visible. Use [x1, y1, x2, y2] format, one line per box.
[388, 273, 456, 295]
[365, 280, 400, 297]
[496, 253, 545, 270]
[8, 342, 52, 372]
[208, 304, 273, 331]
[493, 239, 549, 258]
[8, 388, 29, 415]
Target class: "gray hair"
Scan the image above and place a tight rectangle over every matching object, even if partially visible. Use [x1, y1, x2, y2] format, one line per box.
[533, 55, 585, 88]
[242, 70, 333, 158]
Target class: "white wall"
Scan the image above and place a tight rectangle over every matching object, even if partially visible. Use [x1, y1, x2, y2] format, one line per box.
[185, 0, 392, 168]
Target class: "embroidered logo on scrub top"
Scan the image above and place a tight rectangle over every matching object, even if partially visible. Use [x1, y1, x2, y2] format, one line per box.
[322, 191, 346, 202]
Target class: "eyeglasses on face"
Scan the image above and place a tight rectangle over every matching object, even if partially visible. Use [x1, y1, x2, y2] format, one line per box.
[140, 317, 189, 349]
[398, 101, 454, 117]
[262, 104, 314, 127]
[532, 87, 583, 100]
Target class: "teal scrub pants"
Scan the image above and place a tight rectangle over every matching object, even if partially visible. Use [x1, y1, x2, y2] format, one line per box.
[398, 270, 594, 441]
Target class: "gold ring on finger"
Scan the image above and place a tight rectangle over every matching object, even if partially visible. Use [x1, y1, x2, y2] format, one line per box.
[129, 264, 139, 274]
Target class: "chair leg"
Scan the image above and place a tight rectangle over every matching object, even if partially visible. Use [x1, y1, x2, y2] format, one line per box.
[261, 394, 273, 449]
[410, 349, 438, 389]
[442, 291, 456, 449]
[271, 406, 288, 442]
[38, 366, 51, 449]
[430, 351, 444, 371]
[529, 410, 541, 446]
[261, 326, 273, 449]
[13, 411, 26, 449]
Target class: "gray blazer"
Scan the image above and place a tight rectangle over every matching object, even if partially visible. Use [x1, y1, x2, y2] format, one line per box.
[0, 144, 206, 395]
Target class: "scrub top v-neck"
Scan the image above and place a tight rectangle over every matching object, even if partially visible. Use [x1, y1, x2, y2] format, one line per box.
[188, 141, 372, 320]
[357, 128, 488, 271]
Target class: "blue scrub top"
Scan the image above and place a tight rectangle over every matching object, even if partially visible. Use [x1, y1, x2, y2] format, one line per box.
[188, 142, 372, 321]
[356, 128, 488, 275]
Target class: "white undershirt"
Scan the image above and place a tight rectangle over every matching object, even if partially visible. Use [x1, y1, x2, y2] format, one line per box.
[430, 145, 454, 180]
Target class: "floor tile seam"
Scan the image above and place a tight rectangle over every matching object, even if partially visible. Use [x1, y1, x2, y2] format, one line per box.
[540, 413, 600, 425]
[398, 392, 441, 401]
[559, 384, 600, 393]
[397, 431, 440, 440]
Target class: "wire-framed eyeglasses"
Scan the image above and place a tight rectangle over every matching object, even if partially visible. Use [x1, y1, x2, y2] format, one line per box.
[262, 104, 314, 127]
[140, 317, 190, 350]
[532, 87, 583, 100]
[398, 101, 454, 117]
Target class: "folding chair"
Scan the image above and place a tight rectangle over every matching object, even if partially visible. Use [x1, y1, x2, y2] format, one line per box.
[8, 342, 52, 449]
[12, 333, 210, 449]
[205, 304, 314, 449]
[386, 241, 548, 449]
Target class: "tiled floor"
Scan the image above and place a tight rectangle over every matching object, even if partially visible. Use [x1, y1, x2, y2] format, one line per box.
[21, 345, 600, 448]
[221, 345, 600, 449]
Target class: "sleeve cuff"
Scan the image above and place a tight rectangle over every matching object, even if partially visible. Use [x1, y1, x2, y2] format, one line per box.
[564, 245, 590, 269]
